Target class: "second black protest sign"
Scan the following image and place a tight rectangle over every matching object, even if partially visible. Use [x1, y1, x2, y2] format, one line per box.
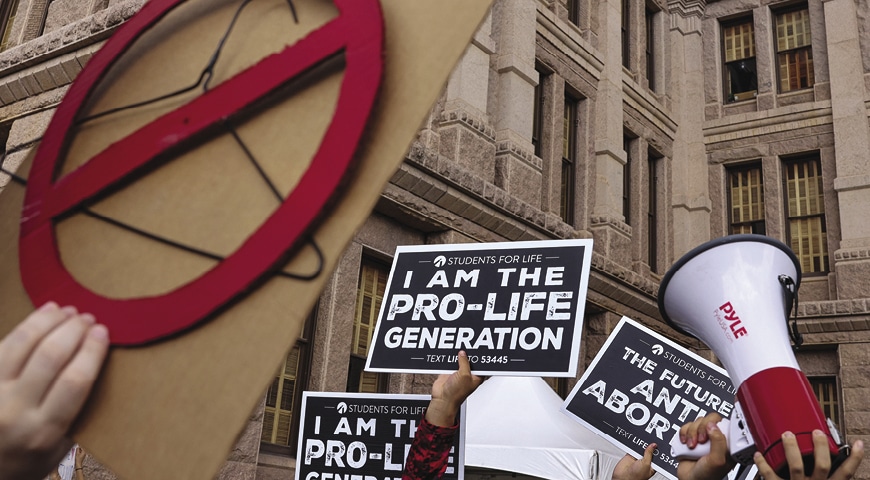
[296, 392, 464, 480]
[562, 317, 737, 480]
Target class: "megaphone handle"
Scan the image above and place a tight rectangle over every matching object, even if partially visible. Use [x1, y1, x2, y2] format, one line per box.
[669, 418, 731, 460]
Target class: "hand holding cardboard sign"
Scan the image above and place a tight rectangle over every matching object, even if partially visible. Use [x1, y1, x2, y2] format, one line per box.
[425, 351, 482, 427]
[754, 431, 864, 480]
[613, 443, 657, 480]
[0, 303, 109, 480]
[676, 413, 735, 480]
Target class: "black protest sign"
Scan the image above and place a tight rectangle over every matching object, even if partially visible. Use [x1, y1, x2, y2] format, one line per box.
[365, 239, 593, 376]
[296, 392, 464, 480]
[562, 317, 737, 480]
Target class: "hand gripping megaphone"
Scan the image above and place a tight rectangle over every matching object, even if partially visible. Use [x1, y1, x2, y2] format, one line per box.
[657, 235, 848, 478]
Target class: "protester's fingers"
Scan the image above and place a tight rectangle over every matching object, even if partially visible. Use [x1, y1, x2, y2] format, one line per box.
[781, 432, 807, 480]
[679, 419, 699, 448]
[457, 350, 471, 374]
[679, 414, 718, 448]
[642, 443, 657, 466]
[0, 303, 72, 380]
[696, 413, 722, 445]
[16, 313, 95, 404]
[832, 440, 864, 480]
[707, 422, 730, 466]
[755, 452, 782, 480]
[40, 324, 109, 429]
[641, 443, 657, 478]
[810, 430, 832, 480]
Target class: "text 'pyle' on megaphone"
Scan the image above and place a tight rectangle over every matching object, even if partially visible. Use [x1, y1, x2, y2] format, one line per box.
[657, 234, 849, 478]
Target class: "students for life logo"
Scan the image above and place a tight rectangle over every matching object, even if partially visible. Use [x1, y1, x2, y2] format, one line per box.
[434, 255, 447, 268]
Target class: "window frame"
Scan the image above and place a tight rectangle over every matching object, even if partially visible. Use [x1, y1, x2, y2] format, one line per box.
[647, 148, 662, 273]
[561, 92, 578, 226]
[260, 306, 318, 455]
[782, 153, 828, 275]
[621, 0, 631, 69]
[0, 0, 20, 52]
[645, 6, 656, 91]
[721, 16, 758, 103]
[809, 376, 842, 434]
[346, 256, 390, 393]
[774, 4, 814, 94]
[532, 66, 549, 158]
[623, 134, 635, 226]
[727, 162, 766, 236]
[566, 0, 581, 28]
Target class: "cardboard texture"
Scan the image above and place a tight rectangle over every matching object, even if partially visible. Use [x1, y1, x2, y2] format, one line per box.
[0, 0, 492, 478]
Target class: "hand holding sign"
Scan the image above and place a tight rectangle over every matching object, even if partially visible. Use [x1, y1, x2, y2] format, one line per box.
[0, 303, 109, 480]
[614, 443, 657, 480]
[675, 414, 734, 480]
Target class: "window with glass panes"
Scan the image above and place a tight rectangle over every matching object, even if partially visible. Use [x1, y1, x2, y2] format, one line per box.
[728, 164, 765, 235]
[784, 155, 828, 273]
[621, 0, 631, 69]
[561, 94, 578, 225]
[722, 19, 757, 102]
[647, 150, 661, 272]
[261, 308, 316, 451]
[775, 7, 814, 93]
[0, 0, 20, 51]
[810, 377, 841, 433]
[645, 7, 656, 91]
[567, 0, 580, 27]
[347, 258, 389, 393]
[623, 135, 634, 226]
[533, 67, 548, 158]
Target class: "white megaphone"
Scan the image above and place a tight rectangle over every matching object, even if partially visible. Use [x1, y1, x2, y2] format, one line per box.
[658, 235, 844, 478]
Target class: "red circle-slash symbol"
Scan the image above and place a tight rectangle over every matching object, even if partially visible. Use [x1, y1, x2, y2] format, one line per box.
[19, 0, 384, 345]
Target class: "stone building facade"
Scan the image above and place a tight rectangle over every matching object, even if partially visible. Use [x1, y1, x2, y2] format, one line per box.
[0, 0, 868, 478]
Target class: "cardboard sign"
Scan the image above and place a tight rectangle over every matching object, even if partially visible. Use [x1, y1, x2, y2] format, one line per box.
[562, 317, 737, 480]
[296, 392, 464, 480]
[365, 239, 593, 376]
[0, 1, 492, 478]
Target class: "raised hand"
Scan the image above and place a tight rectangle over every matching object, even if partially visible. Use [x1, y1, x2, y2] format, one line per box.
[425, 351, 482, 427]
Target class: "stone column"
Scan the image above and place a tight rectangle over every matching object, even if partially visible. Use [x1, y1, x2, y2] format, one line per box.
[491, 0, 542, 208]
[823, 0, 870, 299]
[590, 0, 625, 224]
[667, 0, 711, 257]
[838, 343, 870, 479]
[438, 11, 497, 184]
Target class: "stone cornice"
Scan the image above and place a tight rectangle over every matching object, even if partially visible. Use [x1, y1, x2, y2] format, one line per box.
[0, 0, 144, 77]
[439, 109, 496, 141]
[495, 139, 542, 171]
[667, 0, 707, 18]
[0, 0, 146, 107]
[622, 77, 678, 137]
[703, 105, 833, 145]
[590, 215, 633, 237]
[535, 7, 604, 77]
[834, 247, 870, 262]
[668, 0, 706, 35]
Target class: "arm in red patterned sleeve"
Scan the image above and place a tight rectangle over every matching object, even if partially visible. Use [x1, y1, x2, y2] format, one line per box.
[401, 416, 458, 480]
[402, 351, 482, 480]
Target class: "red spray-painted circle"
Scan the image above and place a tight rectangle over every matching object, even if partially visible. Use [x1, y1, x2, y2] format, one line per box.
[19, 0, 384, 345]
